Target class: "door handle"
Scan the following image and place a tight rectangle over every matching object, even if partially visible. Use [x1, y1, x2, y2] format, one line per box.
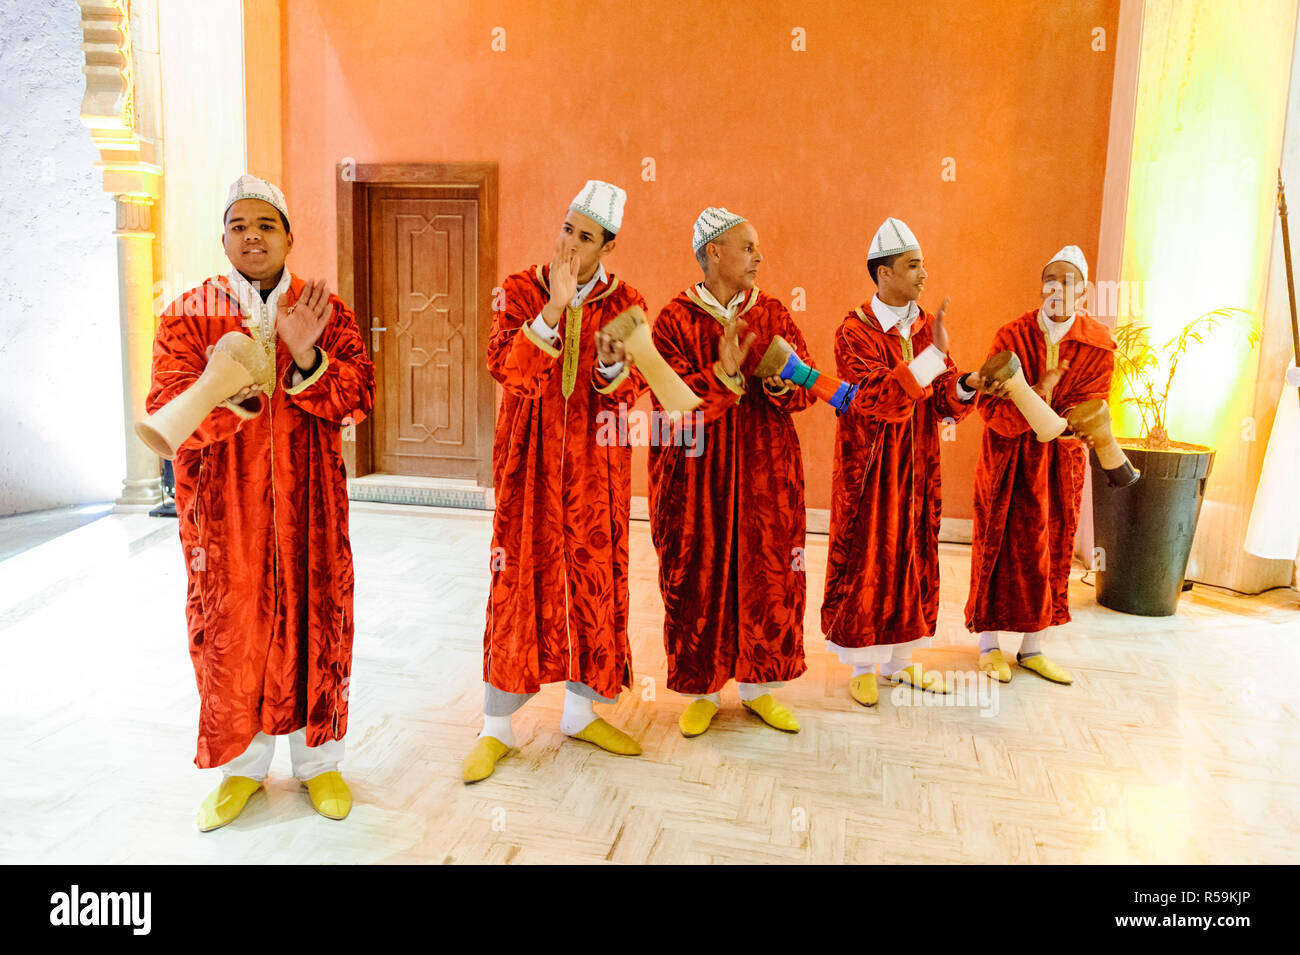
[370, 317, 387, 353]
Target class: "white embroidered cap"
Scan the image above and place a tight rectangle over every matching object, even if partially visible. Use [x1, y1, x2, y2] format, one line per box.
[570, 180, 626, 235]
[869, 217, 920, 259]
[692, 207, 747, 254]
[1045, 244, 1089, 284]
[224, 174, 290, 226]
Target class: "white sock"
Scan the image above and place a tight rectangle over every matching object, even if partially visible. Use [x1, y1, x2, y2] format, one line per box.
[880, 645, 913, 678]
[559, 689, 597, 736]
[1020, 632, 1043, 658]
[978, 631, 1000, 654]
[691, 693, 722, 706]
[851, 664, 877, 678]
[737, 682, 769, 702]
[481, 714, 515, 748]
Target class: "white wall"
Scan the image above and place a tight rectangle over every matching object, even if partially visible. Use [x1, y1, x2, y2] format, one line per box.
[157, 0, 247, 298]
[0, 0, 123, 515]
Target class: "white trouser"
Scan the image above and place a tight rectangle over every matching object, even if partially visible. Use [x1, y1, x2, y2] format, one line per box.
[826, 636, 931, 665]
[220, 730, 344, 781]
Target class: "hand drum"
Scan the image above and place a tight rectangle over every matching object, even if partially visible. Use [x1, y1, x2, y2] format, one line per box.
[753, 335, 857, 413]
[979, 350, 1068, 442]
[600, 307, 703, 415]
[1066, 399, 1140, 487]
[135, 332, 273, 460]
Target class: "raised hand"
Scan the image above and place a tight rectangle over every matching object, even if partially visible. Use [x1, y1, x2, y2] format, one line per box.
[543, 243, 581, 326]
[932, 297, 951, 354]
[277, 279, 332, 370]
[1033, 357, 1070, 403]
[717, 316, 756, 377]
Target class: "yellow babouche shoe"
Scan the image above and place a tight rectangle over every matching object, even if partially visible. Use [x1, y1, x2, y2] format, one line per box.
[462, 736, 511, 783]
[303, 770, 352, 820]
[569, 718, 642, 755]
[887, 663, 951, 694]
[1017, 652, 1073, 685]
[978, 649, 1012, 683]
[196, 775, 262, 833]
[741, 694, 801, 732]
[848, 674, 878, 707]
[679, 698, 719, 738]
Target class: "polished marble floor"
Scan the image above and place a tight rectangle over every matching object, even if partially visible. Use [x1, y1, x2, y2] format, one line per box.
[1, 502, 1297, 864]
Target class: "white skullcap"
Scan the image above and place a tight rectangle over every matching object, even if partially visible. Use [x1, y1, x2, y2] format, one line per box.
[224, 174, 290, 225]
[693, 207, 747, 254]
[869, 217, 920, 259]
[570, 180, 626, 235]
[1045, 245, 1088, 284]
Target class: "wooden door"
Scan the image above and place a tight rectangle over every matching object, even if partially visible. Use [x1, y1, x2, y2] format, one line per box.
[367, 188, 481, 479]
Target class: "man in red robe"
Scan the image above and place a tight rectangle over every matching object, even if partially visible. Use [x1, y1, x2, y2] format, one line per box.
[147, 175, 375, 830]
[965, 246, 1115, 685]
[647, 208, 812, 739]
[822, 217, 981, 707]
[465, 180, 649, 783]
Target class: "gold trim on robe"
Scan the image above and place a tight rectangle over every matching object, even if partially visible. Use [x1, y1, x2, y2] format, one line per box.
[284, 347, 330, 395]
[687, 285, 760, 326]
[521, 321, 562, 358]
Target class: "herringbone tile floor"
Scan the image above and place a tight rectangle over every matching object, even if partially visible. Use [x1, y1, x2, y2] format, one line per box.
[1, 502, 1296, 863]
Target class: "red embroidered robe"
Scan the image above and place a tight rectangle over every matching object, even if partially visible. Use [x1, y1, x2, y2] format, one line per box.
[647, 287, 812, 694]
[147, 273, 375, 768]
[483, 265, 648, 699]
[964, 308, 1116, 633]
[822, 301, 975, 648]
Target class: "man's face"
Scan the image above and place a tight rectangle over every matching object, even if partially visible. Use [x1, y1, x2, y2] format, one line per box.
[879, 248, 927, 303]
[222, 198, 292, 285]
[709, 222, 762, 291]
[557, 210, 613, 282]
[1041, 262, 1086, 318]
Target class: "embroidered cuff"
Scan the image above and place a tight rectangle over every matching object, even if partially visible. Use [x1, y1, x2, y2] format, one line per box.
[908, 344, 946, 390]
[219, 394, 265, 420]
[713, 361, 746, 399]
[284, 347, 329, 394]
[522, 320, 562, 359]
[593, 365, 631, 395]
[891, 361, 928, 401]
[530, 312, 562, 345]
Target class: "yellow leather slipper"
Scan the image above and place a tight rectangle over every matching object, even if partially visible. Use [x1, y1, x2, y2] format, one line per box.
[568, 718, 642, 755]
[978, 649, 1012, 683]
[462, 736, 511, 783]
[741, 694, 801, 732]
[196, 775, 262, 832]
[303, 770, 352, 821]
[848, 674, 878, 707]
[679, 698, 720, 738]
[887, 663, 951, 694]
[1017, 652, 1073, 685]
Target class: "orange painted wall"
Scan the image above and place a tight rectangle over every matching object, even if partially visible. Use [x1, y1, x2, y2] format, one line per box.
[281, 0, 1119, 516]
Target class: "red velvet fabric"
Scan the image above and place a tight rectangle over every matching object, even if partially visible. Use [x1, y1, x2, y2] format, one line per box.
[964, 309, 1116, 633]
[646, 288, 812, 694]
[483, 265, 648, 699]
[822, 301, 975, 647]
[147, 274, 375, 768]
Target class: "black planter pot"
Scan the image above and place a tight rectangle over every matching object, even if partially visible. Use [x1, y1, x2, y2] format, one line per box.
[1090, 443, 1215, 616]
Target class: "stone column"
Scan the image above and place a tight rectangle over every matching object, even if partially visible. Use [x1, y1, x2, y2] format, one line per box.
[113, 194, 161, 508]
[79, 0, 164, 511]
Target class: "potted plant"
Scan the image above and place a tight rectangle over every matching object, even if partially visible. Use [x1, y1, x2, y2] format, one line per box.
[1090, 308, 1259, 615]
